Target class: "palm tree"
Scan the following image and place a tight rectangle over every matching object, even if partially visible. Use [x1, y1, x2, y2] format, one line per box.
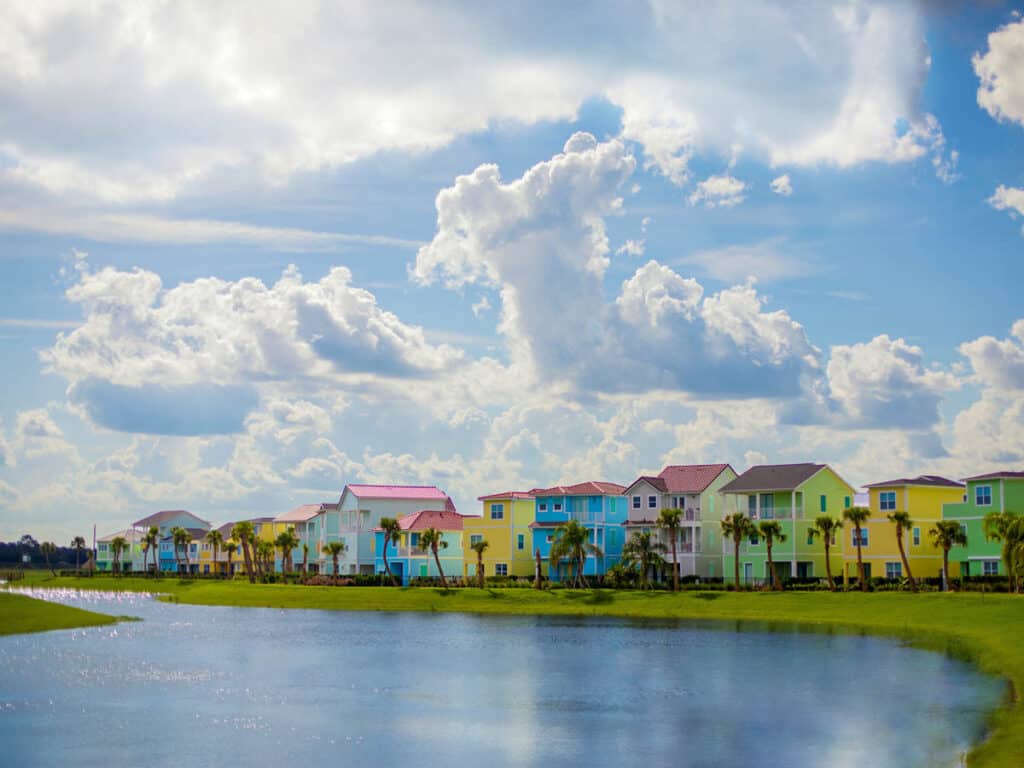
[757, 520, 787, 590]
[418, 527, 450, 589]
[71, 536, 86, 571]
[843, 506, 871, 591]
[301, 543, 309, 575]
[380, 517, 402, 587]
[470, 539, 490, 588]
[231, 521, 256, 583]
[887, 511, 917, 592]
[930, 520, 967, 592]
[549, 519, 602, 588]
[621, 530, 667, 589]
[657, 507, 683, 592]
[205, 529, 224, 577]
[40, 541, 57, 576]
[172, 527, 192, 575]
[534, 548, 543, 590]
[275, 527, 300, 573]
[721, 512, 756, 589]
[808, 516, 843, 591]
[145, 526, 159, 572]
[257, 540, 275, 576]
[322, 540, 347, 577]
[983, 511, 1024, 593]
[110, 536, 128, 574]
[224, 541, 238, 577]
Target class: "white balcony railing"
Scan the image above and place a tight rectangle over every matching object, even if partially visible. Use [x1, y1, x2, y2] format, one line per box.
[748, 506, 804, 520]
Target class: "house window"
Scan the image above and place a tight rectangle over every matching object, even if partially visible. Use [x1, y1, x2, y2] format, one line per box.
[539, 503, 548, 512]
[648, 495, 657, 509]
[98, 543, 108, 552]
[749, 534, 759, 546]
[844, 496, 851, 510]
[470, 534, 483, 546]
[553, 503, 563, 512]
[819, 495, 827, 513]
[632, 495, 641, 509]
[747, 495, 757, 517]
[517, 534, 525, 550]
[879, 492, 896, 511]
[886, 562, 902, 580]
[806, 531, 815, 546]
[975, 485, 992, 506]
[852, 529, 868, 547]
[410, 533, 420, 547]
[495, 563, 508, 577]
[960, 524, 968, 542]
[983, 560, 999, 576]
[490, 503, 505, 520]
[912, 527, 920, 546]
[546, 535, 553, 543]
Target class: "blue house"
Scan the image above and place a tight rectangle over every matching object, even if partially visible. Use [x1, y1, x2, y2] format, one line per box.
[528, 481, 627, 580]
[131, 510, 210, 573]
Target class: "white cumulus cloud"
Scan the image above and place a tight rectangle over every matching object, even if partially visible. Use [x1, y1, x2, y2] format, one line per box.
[688, 174, 747, 208]
[974, 19, 1024, 126]
[770, 174, 793, 196]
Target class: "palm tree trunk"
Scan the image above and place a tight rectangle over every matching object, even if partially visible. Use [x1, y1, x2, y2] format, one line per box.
[942, 548, 950, 592]
[384, 543, 398, 587]
[432, 544, 448, 589]
[824, 539, 835, 591]
[534, 549, 543, 590]
[242, 540, 255, 583]
[333, 553, 340, 576]
[733, 538, 741, 589]
[855, 527, 866, 592]
[896, 528, 917, 592]
[766, 540, 777, 590]
[671, 531, 679, 592]
[477, 555, 484, 589]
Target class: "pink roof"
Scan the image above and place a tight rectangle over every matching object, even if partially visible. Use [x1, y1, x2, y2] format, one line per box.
[623, 464, 732, 495]
[375, 510, 466, 532]
[346, 484, 448, 500]
[529, 481, 626, 497]
[478, 490, 533, 501]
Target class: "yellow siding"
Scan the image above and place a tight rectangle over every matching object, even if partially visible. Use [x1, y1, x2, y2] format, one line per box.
[463, 497, 535, 578]
[843, 484, 964, 582]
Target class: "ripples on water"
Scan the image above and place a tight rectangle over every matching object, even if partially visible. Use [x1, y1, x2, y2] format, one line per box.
[0, 587, 1006, 768]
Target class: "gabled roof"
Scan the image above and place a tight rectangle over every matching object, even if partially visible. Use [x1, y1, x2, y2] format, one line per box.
[98, 528, 142, 543]
[529, 481, 626, 497]
[345, 484, 449, 500]
[720, 463, 825, 493]
[478, 491, 534, 501]
[964, 470, 1024, 482]
[132, 509, 210, 529]
[376, 510, 465, 532]
[159, 527, 208, 542]
[622, 476, 668, 494]
[275, 502, 335, 523]
[864, 475, 964, 489]
[623, 464, 734, 496]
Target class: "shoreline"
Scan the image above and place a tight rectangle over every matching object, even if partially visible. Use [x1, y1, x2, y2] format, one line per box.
[5, 575, 1021, 767]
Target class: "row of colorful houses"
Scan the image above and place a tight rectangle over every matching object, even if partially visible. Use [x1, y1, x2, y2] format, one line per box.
[94, 463, 1024, 585]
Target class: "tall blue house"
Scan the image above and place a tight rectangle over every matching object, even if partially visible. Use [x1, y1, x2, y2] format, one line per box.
[528, 481, 627, 580]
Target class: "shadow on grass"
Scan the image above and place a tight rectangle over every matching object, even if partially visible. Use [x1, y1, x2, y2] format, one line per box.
[691, 592, 723, 601]
[433, 589, 457, 598]
[561, 589, 616, 605]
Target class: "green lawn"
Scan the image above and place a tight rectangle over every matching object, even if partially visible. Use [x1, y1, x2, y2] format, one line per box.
[10, 572, 1024, 767]
[0, 590, 119, 635]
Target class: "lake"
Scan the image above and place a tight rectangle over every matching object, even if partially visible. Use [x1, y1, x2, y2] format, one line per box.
[0, 589, 1005, 767]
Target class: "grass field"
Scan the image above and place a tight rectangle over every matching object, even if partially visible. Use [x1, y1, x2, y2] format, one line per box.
[0, 590, 120, 635]
[8, 572, 1023, 767]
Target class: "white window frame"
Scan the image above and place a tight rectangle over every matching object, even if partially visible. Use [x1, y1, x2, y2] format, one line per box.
[470, 534, 483, 547]
[490, 503, 505, 520]
[885, 562, 902, 580]
[517, 534, 525, 550]
[912, 527, 920, 546]
[632, 495, 641, 509]
[975, 485, 992, 507]
[494, 563, 508, 577]
[879, 491, 896, 511]
[553, 502, 563, 512]
[648, 495, 657, 509]
[539, 502, 548, 512]
[983, 560, 999, 577]
[852, 529, 868, 547]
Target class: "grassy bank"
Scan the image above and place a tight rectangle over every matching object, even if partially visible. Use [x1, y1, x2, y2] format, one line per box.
[11, 572, 1024, 767]
[0, 590, 120, 636]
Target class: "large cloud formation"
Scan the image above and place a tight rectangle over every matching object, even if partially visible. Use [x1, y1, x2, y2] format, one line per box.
[0, 1, 949, 206]
[44, 261, 461, 434]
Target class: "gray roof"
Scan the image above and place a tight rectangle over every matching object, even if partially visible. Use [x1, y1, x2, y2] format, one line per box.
[132, 509, 210, 529]
[720, 463, 824, 493]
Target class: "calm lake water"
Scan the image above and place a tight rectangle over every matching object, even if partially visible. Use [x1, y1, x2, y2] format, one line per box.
[0, 589, 1006, 767]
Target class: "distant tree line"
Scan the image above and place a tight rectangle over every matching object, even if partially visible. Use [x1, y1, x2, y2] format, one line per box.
[0, 535, 90, 567]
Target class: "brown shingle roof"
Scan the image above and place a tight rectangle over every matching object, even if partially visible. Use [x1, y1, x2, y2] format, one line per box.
[529, 481, 626, 496]
[964, 470, 1024, 481]
[720, 463, 825, 493]
[623, 464, 733, 495]
[864, 475, 964, 489]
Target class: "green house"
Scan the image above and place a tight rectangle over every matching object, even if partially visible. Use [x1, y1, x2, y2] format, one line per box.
[719, 463, 854, 585]
[942, 471, 1024, 577]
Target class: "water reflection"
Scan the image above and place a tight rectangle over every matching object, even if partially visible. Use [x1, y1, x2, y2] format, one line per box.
[0, 589, 1005, 768]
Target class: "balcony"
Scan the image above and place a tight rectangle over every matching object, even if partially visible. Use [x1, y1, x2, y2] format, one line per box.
[748, 505, 803, 520]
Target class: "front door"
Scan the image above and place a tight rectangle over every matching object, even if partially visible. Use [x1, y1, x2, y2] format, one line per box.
[797, 562, 812, 579]
[743, 562, 752, 584]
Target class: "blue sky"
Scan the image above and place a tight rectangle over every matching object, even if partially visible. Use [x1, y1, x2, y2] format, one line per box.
[1, 1, 1023, 541]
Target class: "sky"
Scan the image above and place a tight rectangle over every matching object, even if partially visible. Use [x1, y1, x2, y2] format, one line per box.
[1, 1, 1023, 542]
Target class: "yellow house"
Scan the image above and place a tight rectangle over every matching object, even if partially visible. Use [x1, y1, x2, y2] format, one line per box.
[845, 475, 965, 582]
[463, 491, 536, 580]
